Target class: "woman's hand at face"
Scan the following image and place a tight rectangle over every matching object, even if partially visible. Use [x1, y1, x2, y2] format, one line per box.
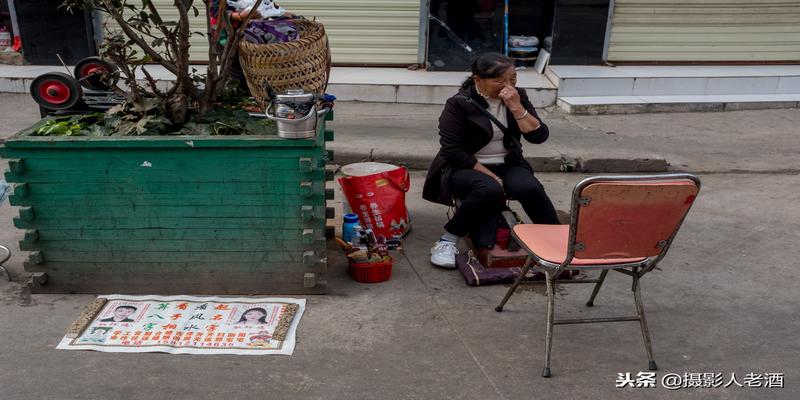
[498, 84, 522, 110]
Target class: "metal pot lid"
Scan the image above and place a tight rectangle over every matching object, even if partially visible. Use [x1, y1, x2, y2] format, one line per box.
[276, 88, 315, 103]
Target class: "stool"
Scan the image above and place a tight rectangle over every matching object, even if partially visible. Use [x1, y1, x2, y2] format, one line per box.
[453, 198, 527, 268]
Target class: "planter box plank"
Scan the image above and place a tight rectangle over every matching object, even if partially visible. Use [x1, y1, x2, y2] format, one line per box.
[24, 247, 325, 263]
[29, 228, 322, 241]
[14, 205, 328, 219]
[8, 154, 325, 170]
[1, 116, 334, 294]
[10, 194, 326, 207]
[20, 238, 327, 252]
[8, 181, 327, 195]
[4, 167, 325, 183]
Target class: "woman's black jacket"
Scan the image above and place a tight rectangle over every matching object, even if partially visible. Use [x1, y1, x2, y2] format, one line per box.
[422, 85, 550, 206]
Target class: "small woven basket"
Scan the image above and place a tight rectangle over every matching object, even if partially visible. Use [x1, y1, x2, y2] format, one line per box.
[238, 19, 331, 110]
[349, 258, 393, 283]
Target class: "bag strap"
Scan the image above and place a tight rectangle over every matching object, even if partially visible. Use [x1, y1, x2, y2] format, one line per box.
[454, 95, 509, 134]
[381, 167, 410, 193]
[262, 24, 291, 43]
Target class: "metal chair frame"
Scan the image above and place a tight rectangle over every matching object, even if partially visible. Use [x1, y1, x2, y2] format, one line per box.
[494, 173, 701, 377]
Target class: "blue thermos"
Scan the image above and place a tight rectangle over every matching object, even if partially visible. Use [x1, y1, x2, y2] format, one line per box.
[342, 213, 360, 243]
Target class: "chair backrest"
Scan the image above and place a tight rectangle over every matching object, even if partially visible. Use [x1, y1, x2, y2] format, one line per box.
[570, 175, 700, 260]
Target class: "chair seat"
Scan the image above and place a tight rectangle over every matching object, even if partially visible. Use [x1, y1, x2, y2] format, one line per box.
[512, 224, 647, 266]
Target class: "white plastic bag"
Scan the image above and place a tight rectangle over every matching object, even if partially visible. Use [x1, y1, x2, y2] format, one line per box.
[228, 0, 286, 19]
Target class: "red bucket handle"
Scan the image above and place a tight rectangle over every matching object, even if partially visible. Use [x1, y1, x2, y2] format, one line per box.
[381, 167, 410, 193]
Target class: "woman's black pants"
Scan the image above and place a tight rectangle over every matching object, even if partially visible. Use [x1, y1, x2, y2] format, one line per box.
[444, 164, 559, 237]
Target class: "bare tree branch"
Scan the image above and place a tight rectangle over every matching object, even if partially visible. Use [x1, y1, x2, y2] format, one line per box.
[215, 0, 263, 89]
[99, 0, 179, 75]
[141, 66, 166, 98]
[143, 0, 179, 64]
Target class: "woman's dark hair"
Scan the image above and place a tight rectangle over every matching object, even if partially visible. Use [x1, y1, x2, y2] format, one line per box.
[461, 53, 515, 90]
[238, 307, 268, 323]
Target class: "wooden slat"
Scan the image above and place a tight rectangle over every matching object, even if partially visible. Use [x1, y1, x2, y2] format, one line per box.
[14, 217, 323, 230]
[14, 181, 325, 195]
[4, 169, 324, 184]
[2, 136, 320, 149]
[9, 193, 325, 207]
[30, 228, 321, 241]
[26, 250, 316, 263]
[19, 205, 327, 219]
[0, 149, 324, 161]
[11, 156, 324, 171]
[20, 238, 326, 252]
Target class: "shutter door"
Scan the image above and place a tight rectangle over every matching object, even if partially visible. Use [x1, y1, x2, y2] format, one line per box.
[101, 1, 211, 62]
[606, 0, 800, 62]
[280, 0, 420, 65]
[104, 0, 421, 65]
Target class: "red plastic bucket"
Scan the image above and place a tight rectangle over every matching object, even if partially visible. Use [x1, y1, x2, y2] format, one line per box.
[349, 259, 393, 283]
[338, 162, 410, 240]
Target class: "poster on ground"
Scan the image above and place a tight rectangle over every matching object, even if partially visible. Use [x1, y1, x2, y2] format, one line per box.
[57, 295, 305, 355]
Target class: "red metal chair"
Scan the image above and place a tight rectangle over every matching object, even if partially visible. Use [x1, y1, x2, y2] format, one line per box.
[495, 174, 701, 377]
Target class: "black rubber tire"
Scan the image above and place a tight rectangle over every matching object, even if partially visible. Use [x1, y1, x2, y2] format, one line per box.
[30, 72, 83, 110]
[73, 57, 119, 91]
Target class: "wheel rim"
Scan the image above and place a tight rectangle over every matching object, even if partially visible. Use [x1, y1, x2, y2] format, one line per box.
[80, 63, 108, 79]
[38, 79, 71, 104]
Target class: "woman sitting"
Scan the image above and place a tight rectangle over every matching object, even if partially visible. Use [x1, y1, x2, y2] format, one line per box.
[422, 53, 560, 268]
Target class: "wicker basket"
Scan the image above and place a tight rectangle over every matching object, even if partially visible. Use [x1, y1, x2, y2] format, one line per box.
[238, 19, 331, 110]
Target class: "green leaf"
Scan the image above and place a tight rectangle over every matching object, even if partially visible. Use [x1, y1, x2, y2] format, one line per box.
[87, 124, 111, 137]
[135, 117, 151, 134]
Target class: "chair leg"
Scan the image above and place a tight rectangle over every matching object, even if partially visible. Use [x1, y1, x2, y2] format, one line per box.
[632, 275, 657, 371]
[586, 269, 609, 307]
[495, 257, 533, 312]
[542, 271, 557, 377]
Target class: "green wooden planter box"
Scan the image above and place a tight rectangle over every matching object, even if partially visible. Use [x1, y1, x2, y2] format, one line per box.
[0, 113, 335, 294]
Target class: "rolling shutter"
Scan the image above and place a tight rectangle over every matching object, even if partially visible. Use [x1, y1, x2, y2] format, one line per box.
[281, 0, 421, 65]
[606, 0, 800, 62]
[104, 0, 421, 65]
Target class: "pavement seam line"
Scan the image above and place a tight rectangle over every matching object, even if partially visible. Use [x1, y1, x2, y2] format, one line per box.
[401, 251, 508, 400]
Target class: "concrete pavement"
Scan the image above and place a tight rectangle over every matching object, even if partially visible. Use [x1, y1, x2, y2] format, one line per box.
[1, 94, 799, 399]
[328, 102, 800, 174]
[0, 169, 799, 399]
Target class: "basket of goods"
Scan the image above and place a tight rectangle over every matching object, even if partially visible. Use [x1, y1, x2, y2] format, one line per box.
[238, 18, 332, 110]
[335, 229, 395, 284]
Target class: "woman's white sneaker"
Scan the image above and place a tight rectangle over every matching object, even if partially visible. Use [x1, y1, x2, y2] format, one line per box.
[430, 240, 458, 269]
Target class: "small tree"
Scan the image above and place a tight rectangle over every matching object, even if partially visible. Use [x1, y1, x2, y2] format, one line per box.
[63, 0, 263, 124]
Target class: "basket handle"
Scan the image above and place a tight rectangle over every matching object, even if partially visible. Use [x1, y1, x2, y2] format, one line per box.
[381, 167, 410, 193]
